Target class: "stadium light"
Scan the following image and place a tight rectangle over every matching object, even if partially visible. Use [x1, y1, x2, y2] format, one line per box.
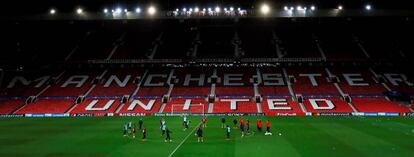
[103, 8, 108, 13]
[189, 8, 193, 12]
[310, 6, 316, 11]
[194, 7, 199, 12]
[49, 9, 56, 15]
[148, 6, 156, 15]
[135, 8, 141, 13]
[76, 8, 83, 14]
[230, 7, 234, 11]
[116, 8, 122, 14]
[365, 5, 372, 10]
[338, 5, 343, 10]
[183, 8, 187, 12]
[284, 6, 288, 11]
[260, 4, 270, 15]
[215, 6, 220, 12]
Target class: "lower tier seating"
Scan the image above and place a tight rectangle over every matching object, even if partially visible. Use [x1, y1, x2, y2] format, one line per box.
[352, 98, 411, 113]
[117, 98, 162, 114]
[262, 98, 305, 116]
[163, 98, 208, 113]
[213, 98, 258, 113]
[0, 99, 25, 114]
[70, 99, 122, 115]
[16, 99, 75, 114]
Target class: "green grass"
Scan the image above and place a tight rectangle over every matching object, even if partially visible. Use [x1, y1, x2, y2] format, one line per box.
[1, 116, 414, 157]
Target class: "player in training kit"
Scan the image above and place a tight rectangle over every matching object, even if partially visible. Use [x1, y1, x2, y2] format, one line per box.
[265, 120, 272, 135]
[165, 128, 172, 142]
[142, 128, 147, 141]
[202, 116, 207, 128]
[161, 124, 167, 136]
[197, 125, 203, 142]
[226, 125, 231, 140]
[257, 119, 263, 132]
[138, 118, 143, 130]
[221, 117, 226, 128]
[127, 121, 133, 135]
[240, 117, 245, 137]
[183, 116, 189, 131]
[123, 124, 128, 137]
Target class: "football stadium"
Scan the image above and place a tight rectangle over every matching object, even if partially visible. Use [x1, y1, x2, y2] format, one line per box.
[1, 0, 414, 156]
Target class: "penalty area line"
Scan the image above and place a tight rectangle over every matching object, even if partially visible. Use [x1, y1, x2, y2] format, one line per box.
[168, 122, 202, 157]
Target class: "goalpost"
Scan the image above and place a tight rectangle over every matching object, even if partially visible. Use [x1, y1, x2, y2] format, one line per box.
[171, 103, 205, 115]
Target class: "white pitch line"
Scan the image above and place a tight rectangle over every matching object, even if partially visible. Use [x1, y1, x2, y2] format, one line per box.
[168, 122, 202, 157]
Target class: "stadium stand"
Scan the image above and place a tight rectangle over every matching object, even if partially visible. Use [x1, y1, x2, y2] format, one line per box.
[352, 98, 411, 113]
[302, 98, 354, 113]
[261, 98, 305, 116]
[0, 99, 25, 114]
[117, 98, 162, 114]
[16, 98, 75, 114]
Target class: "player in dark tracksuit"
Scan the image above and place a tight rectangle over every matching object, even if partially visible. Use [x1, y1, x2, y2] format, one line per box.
[138, 118, 143, 130]
[221, 117, 226, 128]
[197, 126, 203, 142]
[165, 128, 172, 142]
[123, 124, 128, 137]
[142, 128, 147, 141]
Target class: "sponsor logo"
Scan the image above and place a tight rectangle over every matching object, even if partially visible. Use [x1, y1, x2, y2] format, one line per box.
[276, 113, 297, 116]
[0, 114, 24, 118]
[119, 113, 147, 117]
[72, 113, 94, 117]
[364, 112, 378, 116]
[318, 113, 351, 116]
[406, 112, 414, 116]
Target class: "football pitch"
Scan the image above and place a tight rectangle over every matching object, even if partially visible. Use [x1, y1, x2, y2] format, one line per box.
[1, 116, 414, 157]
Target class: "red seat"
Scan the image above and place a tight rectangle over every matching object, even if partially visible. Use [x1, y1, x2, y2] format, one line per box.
[16, 99, 75, 114]
[262, 98, 304, 116]
[163, 98, 208, 113]
[213, 98, 258, 113]
[0, 99, 25, 114]
[352, 98, 411, 113]
[70, 99, 121, 115]
[302, 98, 354, 113]
[117, 98, 162, 114]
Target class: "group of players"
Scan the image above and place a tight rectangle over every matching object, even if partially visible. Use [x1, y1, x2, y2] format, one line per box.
[223, 116, 273, 139]
[123, 118, 147, 140]
[122, 116, 273, 142]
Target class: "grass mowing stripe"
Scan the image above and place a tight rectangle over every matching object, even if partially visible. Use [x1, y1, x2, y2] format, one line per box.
[168, 122, 202, 157]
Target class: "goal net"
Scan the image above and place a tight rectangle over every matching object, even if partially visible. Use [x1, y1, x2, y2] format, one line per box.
[171, 103, 205, 115]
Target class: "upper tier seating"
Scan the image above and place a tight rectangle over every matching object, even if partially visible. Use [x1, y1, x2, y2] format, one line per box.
[288, 68, 339, 96]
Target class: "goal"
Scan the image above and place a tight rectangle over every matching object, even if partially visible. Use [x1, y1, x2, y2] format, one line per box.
[171, 103, 205, 115]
